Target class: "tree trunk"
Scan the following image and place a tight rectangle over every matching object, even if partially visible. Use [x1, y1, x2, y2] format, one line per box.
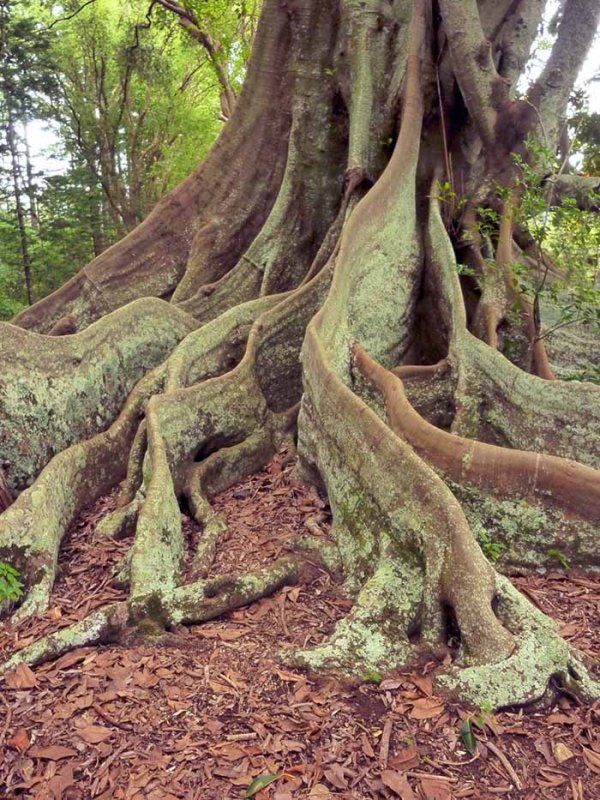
[6, 111, 34, 305]
[2, 0, 600, 709]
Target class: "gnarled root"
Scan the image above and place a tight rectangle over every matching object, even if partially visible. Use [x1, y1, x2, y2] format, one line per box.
[1, 559, 301, 675]
[439, 576, 600, 708]
[0, 367, 164, 622]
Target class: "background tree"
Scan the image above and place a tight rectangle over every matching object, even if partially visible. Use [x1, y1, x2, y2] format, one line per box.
[1, 0, 599, 711]
[0, 0, 257, 316]
[0, 0, 56, 308]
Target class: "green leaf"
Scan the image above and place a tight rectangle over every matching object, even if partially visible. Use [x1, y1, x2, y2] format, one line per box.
[460, 719, 477, 754]
[245, 773, 281, 797]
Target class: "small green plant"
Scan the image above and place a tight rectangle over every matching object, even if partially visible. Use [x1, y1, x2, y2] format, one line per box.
[0, 562, 23, 604]
[476, 701, 494, 726]
[362, 669, 382, 684]
[459, 717, 478, 754]
[477, 531, 505, 563]
[547, 549, 571, 569]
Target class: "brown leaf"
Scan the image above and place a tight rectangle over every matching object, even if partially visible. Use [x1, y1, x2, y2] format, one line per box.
[4, 662, 38, 689]
[78, 724, 113, 744]
[28, 745, 78, 760]
[379, 679, 404, 691]
[308, 786, 332, 799]
[53, 649, 90, 671]
[324, 764, 348, 790]
[410, 674, 433, 696]
[538, 767, 568, 787]
[216, 628, 249, 641]
[582, 746, 600, 774]
[409, 698, 444, 719]
[381, 770, 417, 799]
[546, 713, 578, 726]
[388, 746, 420, 772]
[7, 727, 30, 752]
[360, 732, 376, 759]
[419, 776, 452, 800]
[47, 764, 76, 800]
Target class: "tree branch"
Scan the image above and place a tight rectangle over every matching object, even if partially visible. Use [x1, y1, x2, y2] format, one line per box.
[438, 0, 507, 149]
[48, 0, 98, 29]
[544, 174, 600, 211]
[527, 0, 600, 147]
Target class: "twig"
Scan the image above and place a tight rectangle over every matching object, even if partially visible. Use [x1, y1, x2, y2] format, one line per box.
[48, 0, 98, 28]
[0, 692, 12, 747]
[486, 739, 522, 790]
[379, 717, 393, 768]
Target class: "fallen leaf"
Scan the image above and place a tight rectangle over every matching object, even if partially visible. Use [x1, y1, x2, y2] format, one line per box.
[48, 764, 76, 800]
[379, 679, 404, 691]
[78, 724, 113, 744]
[28, 745, 78, 761]
[308, 785, 332, 799]
[410, 674, 433, 696]
[7, 727, 30, 752]
[582, 746, 600, 774]
[4, 662, 37, 689]
[381, 770, 417, 799]
[409, 698, 444, 719]
[388, 746, 419, 772]
[245, 773, 281, 797]
[419, 776, 452, 799]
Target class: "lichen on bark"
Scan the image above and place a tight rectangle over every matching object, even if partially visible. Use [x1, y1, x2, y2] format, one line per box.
[1, 0, 599, 710]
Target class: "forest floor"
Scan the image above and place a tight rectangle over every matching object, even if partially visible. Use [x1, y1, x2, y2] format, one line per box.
[0, 450, 598, 800]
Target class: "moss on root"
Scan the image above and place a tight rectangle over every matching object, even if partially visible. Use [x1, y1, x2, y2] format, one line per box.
[2, 0, 599, 714]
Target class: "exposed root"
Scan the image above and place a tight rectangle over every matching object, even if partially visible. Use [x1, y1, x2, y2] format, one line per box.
[289, 546, 421, 674]
[0, 367, 164, 622]
[95, 495, 142, 541]
[1, 559, 301, 675]
[1, 603, 128, 674]
[159, 557, 300, 626]
[353, 344, 600, 523]
[0, 471, 12, 514]
[183, 426, 291, 577]
[439, 576, 600, 708]
[0, 298, 195, 494]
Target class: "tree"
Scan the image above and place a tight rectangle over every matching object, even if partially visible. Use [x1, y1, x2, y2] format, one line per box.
[0, 0, 56, 305]
[46, 0, 225, 235]
[1, 0, 599, 709]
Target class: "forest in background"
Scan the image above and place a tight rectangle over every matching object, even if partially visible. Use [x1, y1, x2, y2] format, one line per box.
[0, 0, 258, 318]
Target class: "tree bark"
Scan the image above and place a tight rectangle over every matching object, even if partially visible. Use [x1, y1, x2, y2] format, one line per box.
[1, 0, 599, 710]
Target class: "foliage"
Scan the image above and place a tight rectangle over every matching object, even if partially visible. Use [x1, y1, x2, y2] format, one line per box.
[0, 0, 259, 317]
[0, 561, 23, 604]
[435, 133, 599, 379]
[547, 549, 571, 570]
[511, 139, 600, 346]
[477, 530, 505, 563]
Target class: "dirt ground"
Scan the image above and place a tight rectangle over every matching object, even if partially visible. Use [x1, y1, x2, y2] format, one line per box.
[1, 451, 598, 799]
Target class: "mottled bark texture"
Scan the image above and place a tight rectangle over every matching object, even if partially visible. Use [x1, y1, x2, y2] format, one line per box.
[1, 0, 599, 709]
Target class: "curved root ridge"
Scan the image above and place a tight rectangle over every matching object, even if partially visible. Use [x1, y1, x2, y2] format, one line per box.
[1, 603, 128, 675]
[438, 576, 600, 708]
[289, 555, 421, 674]
[1, 559, 300, 675]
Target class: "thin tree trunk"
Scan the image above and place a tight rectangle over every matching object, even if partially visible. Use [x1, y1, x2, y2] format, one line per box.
[6, 112, 34, 305]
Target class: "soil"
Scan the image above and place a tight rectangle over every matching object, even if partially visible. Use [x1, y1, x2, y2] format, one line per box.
[1, 451, 598, 799]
